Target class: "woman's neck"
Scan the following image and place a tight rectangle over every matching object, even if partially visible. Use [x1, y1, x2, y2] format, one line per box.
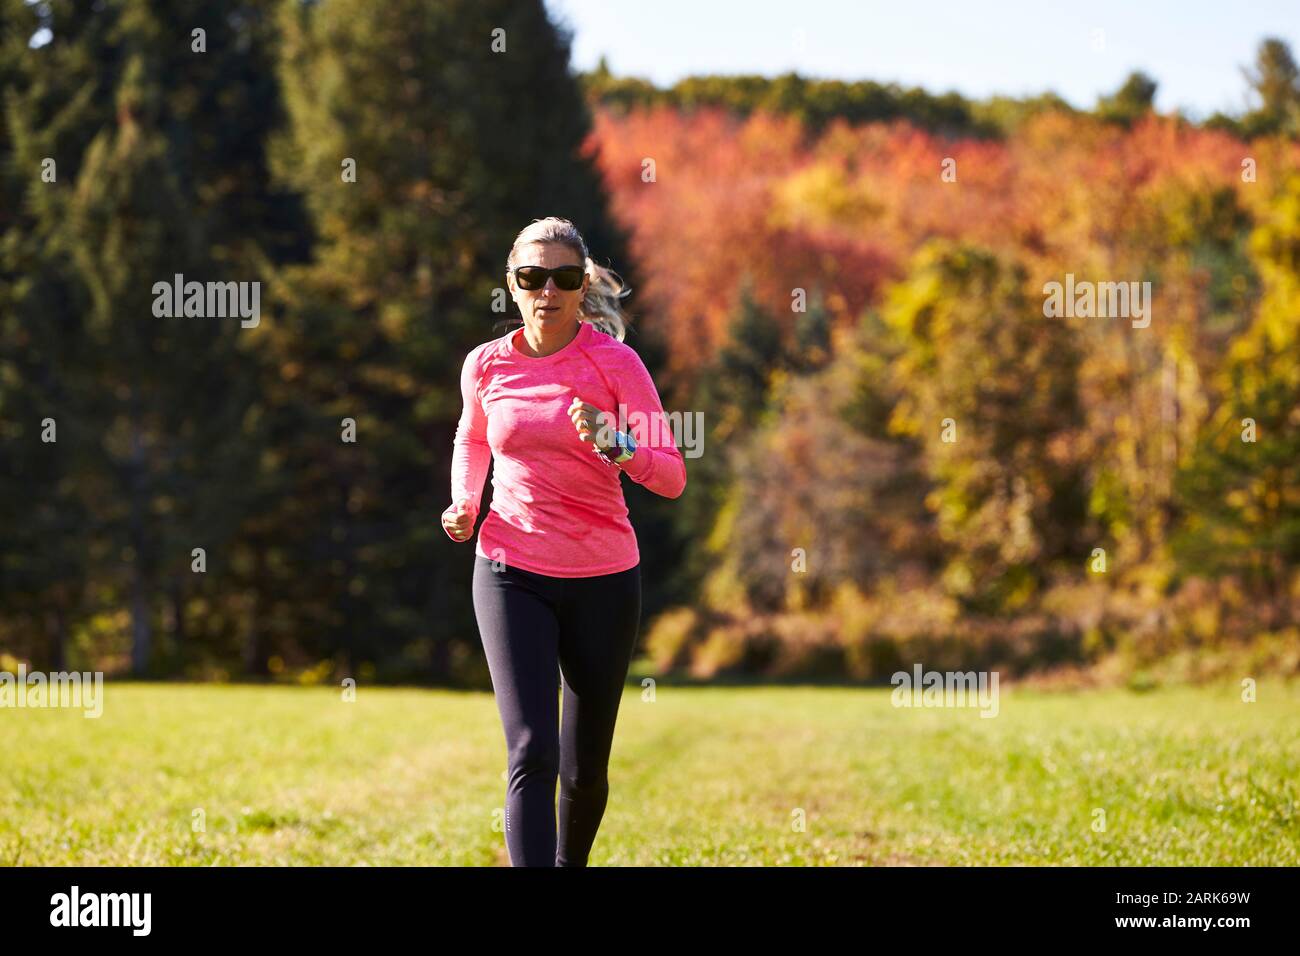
[517, 320, 580, 357]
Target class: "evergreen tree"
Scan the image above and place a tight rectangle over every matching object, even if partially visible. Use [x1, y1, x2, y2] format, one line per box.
[260, 0, 632, 679]
[0, 0, 123, 668]
[793, 283, 832, 373]
[1, 0, 299, 675]
[1242, 37, 1300, 136]
[1096, 71, 1158, 126]
[670, 276, 785, 601]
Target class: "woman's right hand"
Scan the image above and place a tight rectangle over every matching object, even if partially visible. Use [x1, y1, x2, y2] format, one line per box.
[442, 498, 477, 542]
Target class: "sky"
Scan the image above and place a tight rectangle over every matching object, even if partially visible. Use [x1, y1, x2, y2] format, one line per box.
[543, 0, 1300, 119]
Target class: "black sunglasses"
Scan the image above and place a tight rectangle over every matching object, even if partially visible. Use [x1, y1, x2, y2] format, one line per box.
[511, 264, 586, 291]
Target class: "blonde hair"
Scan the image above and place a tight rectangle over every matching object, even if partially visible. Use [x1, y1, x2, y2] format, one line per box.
[506, 217, 632, 341]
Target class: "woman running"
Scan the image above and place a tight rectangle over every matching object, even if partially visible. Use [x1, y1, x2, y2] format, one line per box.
[442, 216, 686, 866]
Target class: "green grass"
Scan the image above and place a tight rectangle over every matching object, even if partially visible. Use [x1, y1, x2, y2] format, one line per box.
[2, 679, 1297, 865]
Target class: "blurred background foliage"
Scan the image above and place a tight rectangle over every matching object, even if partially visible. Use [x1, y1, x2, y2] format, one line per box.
[1, 0, 1297, 686]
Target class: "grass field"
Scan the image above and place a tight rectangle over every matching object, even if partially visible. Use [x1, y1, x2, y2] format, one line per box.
[2, 679, 1297, 865]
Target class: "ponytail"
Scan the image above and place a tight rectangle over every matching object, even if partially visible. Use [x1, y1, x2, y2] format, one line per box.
[577, 255, 632, 342]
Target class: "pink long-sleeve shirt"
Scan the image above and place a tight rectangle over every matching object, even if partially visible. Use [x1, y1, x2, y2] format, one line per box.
[447, 319, 686, 577]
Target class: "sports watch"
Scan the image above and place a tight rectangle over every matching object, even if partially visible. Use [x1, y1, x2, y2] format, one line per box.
[595, 428, 637, 465]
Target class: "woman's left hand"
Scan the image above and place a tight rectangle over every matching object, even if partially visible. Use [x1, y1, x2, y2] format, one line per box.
[569, 396, 615, 453]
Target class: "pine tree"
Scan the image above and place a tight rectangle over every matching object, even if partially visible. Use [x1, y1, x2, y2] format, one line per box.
[670, 275, 785, 601]
[259, 0, 631, 679]
[793, 283, 832, 372]
[2, 0, 297, 674]
[0, 0, 124, 668]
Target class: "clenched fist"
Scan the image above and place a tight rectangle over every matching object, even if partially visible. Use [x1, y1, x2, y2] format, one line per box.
[442, 498, 477, 541]
[569, 395, 616, 454]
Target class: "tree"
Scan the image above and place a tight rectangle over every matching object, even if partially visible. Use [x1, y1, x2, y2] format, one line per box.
[260, 0, 632, 679]
[1096, 71, 1158, 125]
[793, 284, 832, 373]
[669, 277, 784, 600]
[721, 313, 936, 612]
[0, 0, 115, 668]
[1243, 37, 1300, 134]
[2, 0, 305, 675]
[883, 242, 1089, 612]
[1173, 173, 1300, 628]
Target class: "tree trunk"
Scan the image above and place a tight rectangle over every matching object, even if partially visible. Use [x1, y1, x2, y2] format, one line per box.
[243, 548, 269, 677]
[130, 570, 152, 675]
[46, 606, 67, 672]
[129, 421, 152, 675]
[170, 578, 186, 663]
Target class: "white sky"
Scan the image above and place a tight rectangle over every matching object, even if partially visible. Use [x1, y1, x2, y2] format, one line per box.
[545, 0, 1300, 118]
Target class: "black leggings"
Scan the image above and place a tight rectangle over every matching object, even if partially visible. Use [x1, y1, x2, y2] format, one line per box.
[471, 554, 642, 866]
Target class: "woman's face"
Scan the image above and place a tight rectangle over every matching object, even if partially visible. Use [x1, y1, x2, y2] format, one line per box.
[508, 242, 589, 333]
